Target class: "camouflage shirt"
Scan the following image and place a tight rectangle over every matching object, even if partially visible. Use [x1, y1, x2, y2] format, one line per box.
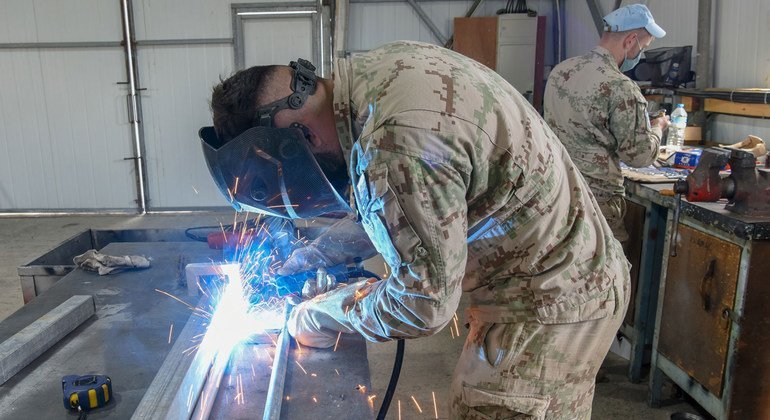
[330, 41, 626, 341]
[544, 46, 662, 202]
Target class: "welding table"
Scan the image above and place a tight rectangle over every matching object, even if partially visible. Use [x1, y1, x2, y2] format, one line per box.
[0, 241, 373, 419]
[622, 180, 770, 419]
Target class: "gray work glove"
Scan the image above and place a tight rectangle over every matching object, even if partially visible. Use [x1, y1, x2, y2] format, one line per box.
[277, 216, 377, 277]
[301, 266, 339, 299]
[73, 249, 151, 275]
[287, 278, 379, 348]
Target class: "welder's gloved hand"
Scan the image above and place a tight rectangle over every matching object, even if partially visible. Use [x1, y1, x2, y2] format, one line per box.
[277, 216, 377, 276]
[300, 266, 339, 299]
[277, 244, 333, 277]
[288, 278, 379, 348]
[73, 249, 151, 276]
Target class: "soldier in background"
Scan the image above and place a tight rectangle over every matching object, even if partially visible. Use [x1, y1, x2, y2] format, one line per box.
[544, 4, 670, 244]
[206, 40, 629, 419]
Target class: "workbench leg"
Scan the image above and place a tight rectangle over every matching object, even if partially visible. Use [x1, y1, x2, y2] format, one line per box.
[648, 365, 665, 408]
[627, 203, 667, 384]
[627, 332, 644, 383]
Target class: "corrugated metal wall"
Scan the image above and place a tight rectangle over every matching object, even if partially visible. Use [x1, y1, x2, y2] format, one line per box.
[711, 0, 770, 142]
[3, 0, 766, 210]
[0, 0, 135, 210]
[349, 0, 556, 67]
[563, 0, 770, 144]
[0, 0, 318, 210]
[133, 0, 235, 208]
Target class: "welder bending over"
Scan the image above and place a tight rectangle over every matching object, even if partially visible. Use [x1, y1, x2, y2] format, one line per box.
[202, 41, 629, 419]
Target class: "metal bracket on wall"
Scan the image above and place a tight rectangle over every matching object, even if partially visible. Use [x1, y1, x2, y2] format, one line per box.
[405, 0, 448, 45]
[120, 0, 150, 214]
[586, 0, 605, 36]
[443, 0, 485, 48]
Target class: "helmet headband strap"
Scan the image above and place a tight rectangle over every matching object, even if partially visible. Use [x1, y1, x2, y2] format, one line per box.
[253, 58, 317, 128]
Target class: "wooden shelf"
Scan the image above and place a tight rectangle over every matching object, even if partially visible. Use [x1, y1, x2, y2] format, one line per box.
[703, 98, 770, 118]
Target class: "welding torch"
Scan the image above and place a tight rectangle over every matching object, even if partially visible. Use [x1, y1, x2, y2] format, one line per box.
[272, 262, 381, 297]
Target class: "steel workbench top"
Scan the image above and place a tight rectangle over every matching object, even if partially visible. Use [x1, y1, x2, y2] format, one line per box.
[0, 241, 373, 419]
[625, 180, 770, 241]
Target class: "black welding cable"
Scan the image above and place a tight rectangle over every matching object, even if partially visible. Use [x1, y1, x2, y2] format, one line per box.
[350, 270, 404, 420]
[185, 225, 220, 242]
[377, 338, 405, 420]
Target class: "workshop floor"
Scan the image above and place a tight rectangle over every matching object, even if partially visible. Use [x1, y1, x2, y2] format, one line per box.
[0, 214, 705, 419]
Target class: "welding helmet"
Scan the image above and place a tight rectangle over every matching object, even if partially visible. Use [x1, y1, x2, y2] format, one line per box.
[199, 59, 352, 219]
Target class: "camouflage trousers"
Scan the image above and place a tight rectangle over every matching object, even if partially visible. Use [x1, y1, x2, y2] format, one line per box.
[598, 195, 629, 244]
[449, 273, 629, 419]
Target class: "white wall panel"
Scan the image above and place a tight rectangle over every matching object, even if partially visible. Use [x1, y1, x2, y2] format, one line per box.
[243, 16, 314, 66]
[348, 0, 554, 66]
[134, 0, 321, 208]
[711, 0, 770, 143]
[138, 44, 233, 208]
[132, 0, 313, 40]
[132, 0, 234, 40]
[0, 0, 121, 43]
[0, 48, 135, 209]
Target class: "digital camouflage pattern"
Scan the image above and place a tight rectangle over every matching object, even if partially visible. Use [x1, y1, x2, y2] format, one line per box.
[293, 41, 630, 417]
[451, 270, 627, 419]
[543, 46, 662, 239]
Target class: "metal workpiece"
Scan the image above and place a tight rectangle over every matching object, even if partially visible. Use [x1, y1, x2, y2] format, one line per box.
[208, 335, 374, 419]
[0, 295, 95, 385]
[263, 301, 295, 420]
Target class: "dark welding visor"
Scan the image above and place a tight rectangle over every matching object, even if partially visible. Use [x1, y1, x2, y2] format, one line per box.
[199, 126, 351, 219]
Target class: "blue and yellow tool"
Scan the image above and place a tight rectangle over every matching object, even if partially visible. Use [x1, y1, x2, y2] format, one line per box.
[62, 375, 112, 415]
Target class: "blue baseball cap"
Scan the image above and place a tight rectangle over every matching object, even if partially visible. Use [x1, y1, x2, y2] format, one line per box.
[603, 4, 666, 38]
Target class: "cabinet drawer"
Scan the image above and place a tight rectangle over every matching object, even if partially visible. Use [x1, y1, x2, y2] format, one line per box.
[658, 224, 740, 397]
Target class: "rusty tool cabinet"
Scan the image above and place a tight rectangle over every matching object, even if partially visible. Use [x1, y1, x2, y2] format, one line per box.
[645, 183, 770, 419]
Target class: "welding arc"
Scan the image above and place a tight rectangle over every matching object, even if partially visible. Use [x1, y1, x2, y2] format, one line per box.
[376, 339, 405, 419]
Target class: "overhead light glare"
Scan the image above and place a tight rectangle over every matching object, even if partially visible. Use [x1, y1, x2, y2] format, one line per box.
[238, 10, 317, 16]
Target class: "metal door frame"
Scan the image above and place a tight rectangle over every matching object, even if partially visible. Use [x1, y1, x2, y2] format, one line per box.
[232, 2, 324, 73]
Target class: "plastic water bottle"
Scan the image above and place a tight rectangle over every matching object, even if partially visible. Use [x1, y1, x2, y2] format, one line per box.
[668, 103, 687, 149]
[664, 62, 680, 85]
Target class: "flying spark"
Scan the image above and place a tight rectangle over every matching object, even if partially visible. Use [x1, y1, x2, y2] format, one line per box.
[411, 395, 423, 413]
[295, 360, 308, 375]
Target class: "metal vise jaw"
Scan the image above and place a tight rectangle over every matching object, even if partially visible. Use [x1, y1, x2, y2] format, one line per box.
[673, 148, 731, 202]
[723, 149, 770, 216]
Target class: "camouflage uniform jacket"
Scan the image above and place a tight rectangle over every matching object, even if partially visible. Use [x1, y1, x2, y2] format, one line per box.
[330, 41, 626, 341]
[543, 46, 662, 203]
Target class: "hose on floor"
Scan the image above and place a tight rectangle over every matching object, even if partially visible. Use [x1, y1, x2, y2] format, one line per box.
[377, 338, 405, 420]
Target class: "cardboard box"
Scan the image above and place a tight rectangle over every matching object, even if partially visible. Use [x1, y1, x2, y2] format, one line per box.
[684, 126, 702, 142]
[672, 148, 702, 169]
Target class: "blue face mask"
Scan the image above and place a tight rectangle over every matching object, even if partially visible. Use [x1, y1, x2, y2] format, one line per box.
[620, 38, 644, 72]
